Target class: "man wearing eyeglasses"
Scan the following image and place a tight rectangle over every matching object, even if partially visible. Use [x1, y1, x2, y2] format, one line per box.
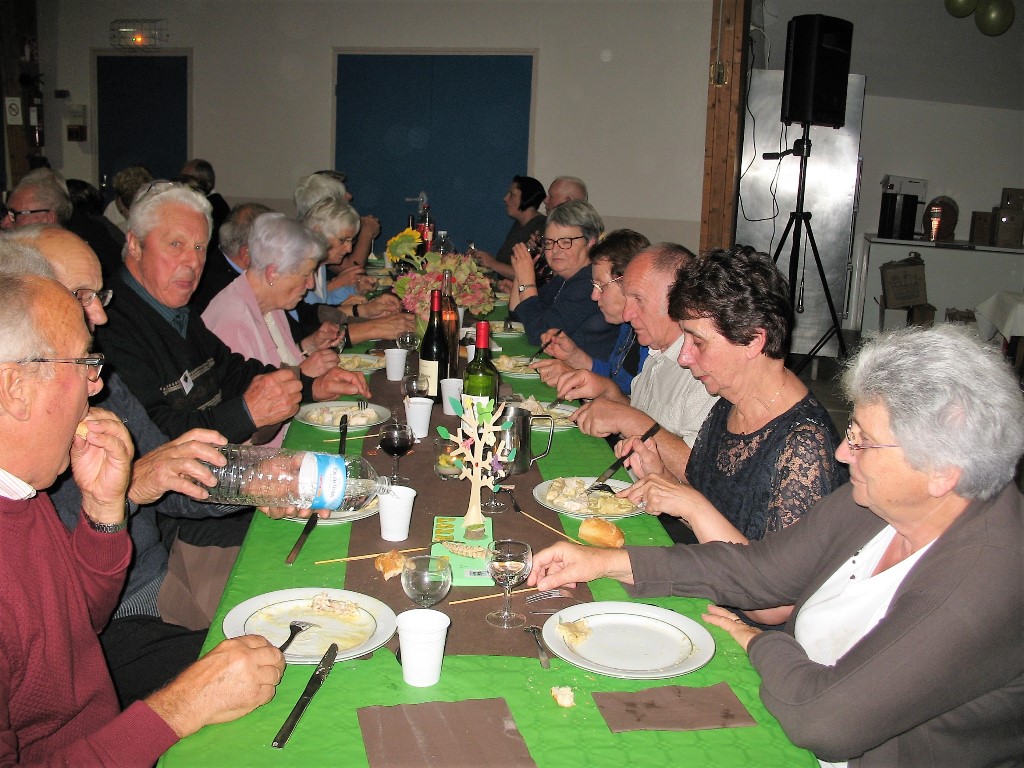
[0, 272, 286, 765]
[553, 243, 718, 472]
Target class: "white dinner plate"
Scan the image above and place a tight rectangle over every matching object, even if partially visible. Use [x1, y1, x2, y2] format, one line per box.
[532, 402, 577, 432]
[494, 356, 539, 379]
[494, 292, 510, 305]
[337, 353, 386, 373]
[279, 496, 379, 526]
[295, 402, 391, 431]
[541, 602, 715, 679]
[533, 477, 642, 520]
[490, 320, 525, 338]
[223, 588, 397, 664]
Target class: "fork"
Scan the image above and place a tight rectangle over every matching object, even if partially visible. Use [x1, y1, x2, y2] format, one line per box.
[278, 620, 317, 653]
[356, 398, 369, 410]
[503, 315, 514, 333]
[525, 588, 577, 604]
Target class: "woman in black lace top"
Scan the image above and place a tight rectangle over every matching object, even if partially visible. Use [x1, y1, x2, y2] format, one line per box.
[623, 247, 847, 624]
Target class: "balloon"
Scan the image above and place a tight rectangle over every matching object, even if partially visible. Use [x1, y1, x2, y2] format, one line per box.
[975, 0, 1015, 35]
[945, 0, 978, 17]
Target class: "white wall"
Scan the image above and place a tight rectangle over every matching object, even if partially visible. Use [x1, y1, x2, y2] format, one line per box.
[42, 0, 712, 250]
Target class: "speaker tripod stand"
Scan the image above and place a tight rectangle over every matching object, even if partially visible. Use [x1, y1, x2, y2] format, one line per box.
[767, 121, 847, 372]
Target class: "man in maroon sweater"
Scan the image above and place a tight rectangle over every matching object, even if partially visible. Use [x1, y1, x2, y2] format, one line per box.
[0, 274, 285, 765]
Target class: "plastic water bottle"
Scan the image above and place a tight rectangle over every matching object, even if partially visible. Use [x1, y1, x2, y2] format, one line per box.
[198, 445, 389, 510]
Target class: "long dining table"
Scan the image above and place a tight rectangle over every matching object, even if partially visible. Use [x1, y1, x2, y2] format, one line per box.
[159, 318, 815, 767]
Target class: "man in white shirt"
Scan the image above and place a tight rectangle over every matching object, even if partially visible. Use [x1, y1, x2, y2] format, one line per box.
[555, 243, 717, 473]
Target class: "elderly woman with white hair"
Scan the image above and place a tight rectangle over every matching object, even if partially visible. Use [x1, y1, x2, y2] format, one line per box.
[528, 324, 1024, 767]
[202, 213, 370, 443]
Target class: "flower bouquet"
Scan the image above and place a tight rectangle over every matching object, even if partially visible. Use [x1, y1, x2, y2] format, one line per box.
[393, 248, 496, 321]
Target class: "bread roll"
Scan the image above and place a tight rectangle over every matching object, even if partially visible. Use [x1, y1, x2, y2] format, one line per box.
[75, 421, 89, 440]
[578, 517, 624, 548]
[374, 549, 407, 580]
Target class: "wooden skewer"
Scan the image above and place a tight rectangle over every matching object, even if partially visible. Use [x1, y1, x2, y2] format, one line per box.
[448, 586, 537, 606]
[520, 510, 583, 545]
[314, 547, 426, 565]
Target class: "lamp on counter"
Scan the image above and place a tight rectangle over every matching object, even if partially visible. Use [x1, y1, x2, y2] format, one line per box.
[109, 19, 168, 50]
[944, 0, 1016, 36]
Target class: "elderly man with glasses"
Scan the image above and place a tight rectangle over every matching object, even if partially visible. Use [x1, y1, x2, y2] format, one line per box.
[0, 271, 285, 765]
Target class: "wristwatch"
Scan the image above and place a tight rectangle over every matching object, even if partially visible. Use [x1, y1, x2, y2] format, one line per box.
[518, 283, 536, 293]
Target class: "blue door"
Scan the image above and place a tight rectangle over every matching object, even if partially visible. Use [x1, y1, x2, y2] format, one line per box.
[96, 55, 189, 184]
[335, 53, 533, 253]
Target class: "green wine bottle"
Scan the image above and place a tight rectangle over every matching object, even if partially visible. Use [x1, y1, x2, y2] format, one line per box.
[463, 320, 500, 410]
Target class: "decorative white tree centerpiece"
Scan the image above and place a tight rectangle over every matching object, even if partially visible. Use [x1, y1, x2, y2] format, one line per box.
[436, 398, 515, 531]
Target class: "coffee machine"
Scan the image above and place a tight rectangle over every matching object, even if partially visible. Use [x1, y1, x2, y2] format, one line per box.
[878, 175, 927, 240]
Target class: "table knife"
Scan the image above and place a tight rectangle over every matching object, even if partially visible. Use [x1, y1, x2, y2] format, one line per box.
[527, 328, 562, 364]
[586, 422, 662, 491]
[337, 414, 348, 455]
[285, 512, 318, 565]
[271, 643, 339, 748]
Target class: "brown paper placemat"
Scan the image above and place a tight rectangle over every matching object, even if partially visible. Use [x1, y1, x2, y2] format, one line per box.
[358, 698, 537, 767]
[342, 373, 592, 658]
[592, 682, 757, 732]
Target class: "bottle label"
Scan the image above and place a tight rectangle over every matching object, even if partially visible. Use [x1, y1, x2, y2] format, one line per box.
[420, 359, 440, 397]
[298, 453, 349, 510]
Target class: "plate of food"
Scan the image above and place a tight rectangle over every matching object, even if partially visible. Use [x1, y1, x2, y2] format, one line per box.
[280, 496, 379, 526]
[533, 477, 643, 520]
[493, 355, 539, 378]
[494, 292, 510, 305]
[337, 353, 386, 373]
[223, 588, 397, 664]
[490, 320, 525, 338]
[541, 602, 715, 679]
[296, 402, 390, 431]
[519, 396, 576, 431]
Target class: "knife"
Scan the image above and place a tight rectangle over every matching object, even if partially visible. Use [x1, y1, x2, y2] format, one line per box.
[271, 642, 339, 748]
[586, 422, 662, 492]
[524, 626, 551, 669]
[285, 513, 318, 565]
[337, 414, 348, 455]
[526, 328, 563, 365]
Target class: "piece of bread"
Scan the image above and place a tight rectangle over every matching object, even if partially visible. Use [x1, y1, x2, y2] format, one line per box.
[550, 686, 575, 707]
[555, 618, 592, 648]
[578, 517, 625, 548]
[75, 421, 89, 440]
[374, 549, 407, 580]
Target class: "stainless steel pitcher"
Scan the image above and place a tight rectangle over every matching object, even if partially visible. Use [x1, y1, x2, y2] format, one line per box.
[497, 403, 553, 476]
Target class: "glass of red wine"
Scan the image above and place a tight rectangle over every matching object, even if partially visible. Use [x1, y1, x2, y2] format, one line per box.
[379, 421, 416, 484]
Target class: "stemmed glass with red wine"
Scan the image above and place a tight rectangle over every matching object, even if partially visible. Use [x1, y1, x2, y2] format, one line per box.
[379, 421, 415, 484]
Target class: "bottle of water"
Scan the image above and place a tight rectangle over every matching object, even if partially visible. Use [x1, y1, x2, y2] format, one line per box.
[198, 445, 389, 510]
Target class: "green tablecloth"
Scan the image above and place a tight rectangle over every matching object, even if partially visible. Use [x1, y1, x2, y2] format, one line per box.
[159, 331, 815, 767]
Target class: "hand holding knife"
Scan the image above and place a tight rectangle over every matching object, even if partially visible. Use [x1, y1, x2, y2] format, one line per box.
[527, 329, 563, 365]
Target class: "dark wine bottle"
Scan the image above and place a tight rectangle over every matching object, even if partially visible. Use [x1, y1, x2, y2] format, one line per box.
[418, 289, 450, 401]
[463, 320, 500, 409]
[440, 269, 459, 374]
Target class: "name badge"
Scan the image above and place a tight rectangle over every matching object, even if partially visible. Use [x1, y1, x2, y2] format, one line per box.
[180, 370, 194, 395]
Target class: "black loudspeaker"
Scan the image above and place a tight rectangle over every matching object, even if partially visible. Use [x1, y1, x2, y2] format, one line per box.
[781, 15, 853, 129]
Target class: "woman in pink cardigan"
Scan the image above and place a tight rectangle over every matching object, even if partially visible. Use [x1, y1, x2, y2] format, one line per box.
[203, 212, 368, 444]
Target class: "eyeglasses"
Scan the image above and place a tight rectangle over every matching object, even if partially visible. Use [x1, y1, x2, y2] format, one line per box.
[541, 235, 586, 251]
[845, 421, 899, 452]
[592, 275, 624, 294]
[72, 288, 113, 308]
[22, 354, 105, 382]
[134, 180, 179, 204]
[3, 208, 52, 222]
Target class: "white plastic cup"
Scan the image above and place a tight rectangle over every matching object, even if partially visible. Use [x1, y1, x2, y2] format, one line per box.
[405, 397, 433, 439]
[378, 486, 417, 541]
[384, 349, 408, 381]
[396, 609, 451, 687]
[439, 378, 463, 416]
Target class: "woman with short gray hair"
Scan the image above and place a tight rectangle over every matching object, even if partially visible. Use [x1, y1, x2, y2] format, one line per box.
[300, 197, 369, 306]
[507, 200, 618, 361]
[203, 213, 365, 445]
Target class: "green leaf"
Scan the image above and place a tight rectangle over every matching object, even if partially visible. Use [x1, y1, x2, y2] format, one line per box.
[436, 426, 451, 439]
[507, 447, 518, 462]
[450, 397, 464, 416]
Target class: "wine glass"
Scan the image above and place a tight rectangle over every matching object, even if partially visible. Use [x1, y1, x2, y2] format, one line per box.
[379, 421, 415, 483]
[481, 451, 506, 513]
[396, 332, 418, 374]
[401, 556, 453, 608]
[486, 540, 533, 629]
[402, 374, 429, 399]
